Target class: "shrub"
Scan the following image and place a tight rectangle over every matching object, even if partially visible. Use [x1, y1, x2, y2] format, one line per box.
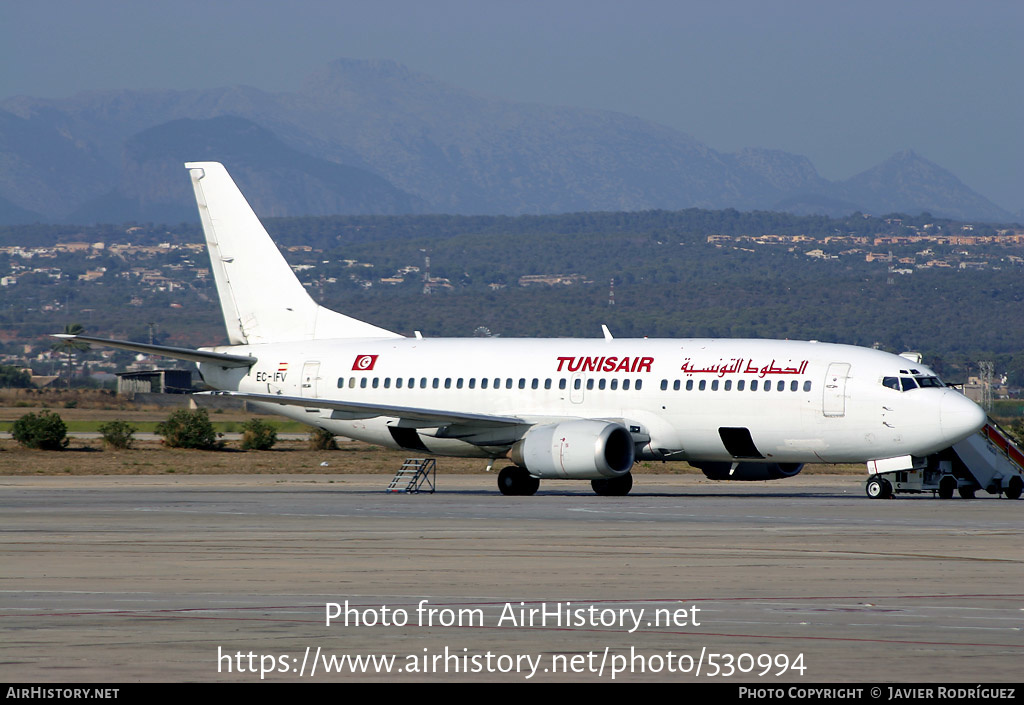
[12, 410, 68, 450]
[308, 427, 338, 450]
[98, 420, 137, 450]
[241, 418, 277, 450]
[156, 408, 220, 449]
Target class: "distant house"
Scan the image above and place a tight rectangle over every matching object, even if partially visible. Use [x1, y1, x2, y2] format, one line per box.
[116, 369, 194, 395]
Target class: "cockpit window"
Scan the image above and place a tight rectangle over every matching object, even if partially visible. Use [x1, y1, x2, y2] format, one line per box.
[884, 374, 943, 391]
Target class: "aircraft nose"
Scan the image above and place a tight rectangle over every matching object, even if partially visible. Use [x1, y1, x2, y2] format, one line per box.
[939, 391, 986, 444]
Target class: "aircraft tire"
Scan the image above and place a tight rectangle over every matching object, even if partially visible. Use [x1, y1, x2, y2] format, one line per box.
[865, 477, 892, 499]
[958, 485, 976, 499]
[591, 472, 633, 496]
[938, 476, 956, 499]
[498, 466, 539, 496]
[1005, 477, 1023, 500]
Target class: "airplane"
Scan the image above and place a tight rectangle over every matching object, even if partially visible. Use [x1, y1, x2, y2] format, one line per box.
[56, 161, 988, 497]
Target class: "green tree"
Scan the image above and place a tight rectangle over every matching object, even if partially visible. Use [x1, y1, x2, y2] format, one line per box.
[240, 418, 277, 450]
[0, 365, 32, 388]
[98, 420, 137, 450]
[156, 408, 220, 449]
[308, 427, 338, 450]
[12, 410, 68, 450]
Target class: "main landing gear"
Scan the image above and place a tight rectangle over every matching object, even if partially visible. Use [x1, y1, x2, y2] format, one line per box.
[497, 467, 635, 496]
[591, 473, 634, 496]
[497, 466, 539, 496]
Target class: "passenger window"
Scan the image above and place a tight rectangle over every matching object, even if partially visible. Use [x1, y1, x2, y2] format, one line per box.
[686, 380, 693, 391]
[751, 380, 758, 391]
[803, 380, 812, 392]
[610, 379, 618, 390]
[776, 380, 784, 392]
[544, 379, 551, 390]
[635, 380, 642, 390]
[420, 377, 427, 388]
[673, 380, 680, 391]
[623, 379, 631, 390]
[586, 379, 594, 390]
[559, 379, 567, 390]
[661, 379, 668, 391]
[698, 380, 706, 391]
[882, 377, 899, 390]
[432, 378, 439, 389]
[531, 378, 539, 390]
[360, 377, 367, 389]
[468, 378, 475, 389]
[349, 377, 356, 389]
[598, 379, 606, 390]
[456, 378, 463, 389]
[737, 380, 744, 391]
[506, 378, 513, 389]
[372, 377, 379, 388]
[711, 380, 719, 391]
[408, 378, 414, 388]
[724, 380, 732, 391]
[574, 379, 581, 390]
[790, 380, 798, 392]
[395, 378, 403, 389]
[444, 378, 452, 389]
[518, 378, 526, 389]
[383, 378, 391, 389]
[481, 378, 488, 389]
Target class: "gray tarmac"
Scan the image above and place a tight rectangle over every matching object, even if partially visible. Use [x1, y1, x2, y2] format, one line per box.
[1, 473, 1022, 683]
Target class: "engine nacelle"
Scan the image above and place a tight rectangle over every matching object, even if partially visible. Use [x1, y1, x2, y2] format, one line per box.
[693, 461, 804, 481]
[509, 420, 635, 480]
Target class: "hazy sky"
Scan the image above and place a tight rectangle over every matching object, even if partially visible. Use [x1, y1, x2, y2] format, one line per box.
[2, 0, 1021, 212]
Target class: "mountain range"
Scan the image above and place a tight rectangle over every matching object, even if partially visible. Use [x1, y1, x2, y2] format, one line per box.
[0, 58, 1014, 225]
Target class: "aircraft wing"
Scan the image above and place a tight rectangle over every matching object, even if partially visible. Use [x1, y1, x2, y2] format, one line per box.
[52, 334, 256, 368]
[200, 391, 526, 427]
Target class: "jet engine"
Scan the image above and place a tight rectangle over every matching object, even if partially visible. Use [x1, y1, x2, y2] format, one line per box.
[509, 420, 635, 479]
[692, 461, 804, 481]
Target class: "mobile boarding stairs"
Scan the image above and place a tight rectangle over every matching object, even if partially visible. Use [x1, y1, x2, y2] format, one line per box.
[866, 418, 1024, 500]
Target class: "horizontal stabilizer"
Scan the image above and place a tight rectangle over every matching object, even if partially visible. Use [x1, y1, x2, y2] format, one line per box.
[200, 391, 524, 427]
[52, 334, 256, 368]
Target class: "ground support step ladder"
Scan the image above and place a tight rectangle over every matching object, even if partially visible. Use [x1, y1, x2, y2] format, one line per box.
[387, 458, 436, 494]
[950, 421, 1024, 499]
[865, 418, 1024, 500]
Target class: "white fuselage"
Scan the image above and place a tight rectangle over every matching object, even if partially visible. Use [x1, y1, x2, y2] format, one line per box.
[199, 336, 984, 465]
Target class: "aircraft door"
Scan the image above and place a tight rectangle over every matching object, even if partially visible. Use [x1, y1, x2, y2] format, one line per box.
[570, 373, 585, 404]
[822, 362, 850, 417]
[301, 361, 321, 399]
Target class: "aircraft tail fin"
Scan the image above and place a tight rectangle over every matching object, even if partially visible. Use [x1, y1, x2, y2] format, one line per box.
[185, 162, 401, 344]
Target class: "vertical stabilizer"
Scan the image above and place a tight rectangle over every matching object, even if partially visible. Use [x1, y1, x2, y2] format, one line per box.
[186, 162, 400, 344]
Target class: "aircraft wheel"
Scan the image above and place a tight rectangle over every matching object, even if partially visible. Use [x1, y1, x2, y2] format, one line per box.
[592, 472, 633, 496]
[865, 476, 892, 499]
[938, 476, 956, 499]
[498, 466, 538, 496]
[958, 485, 976, 499]
[1005, 477, 1023, 500]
